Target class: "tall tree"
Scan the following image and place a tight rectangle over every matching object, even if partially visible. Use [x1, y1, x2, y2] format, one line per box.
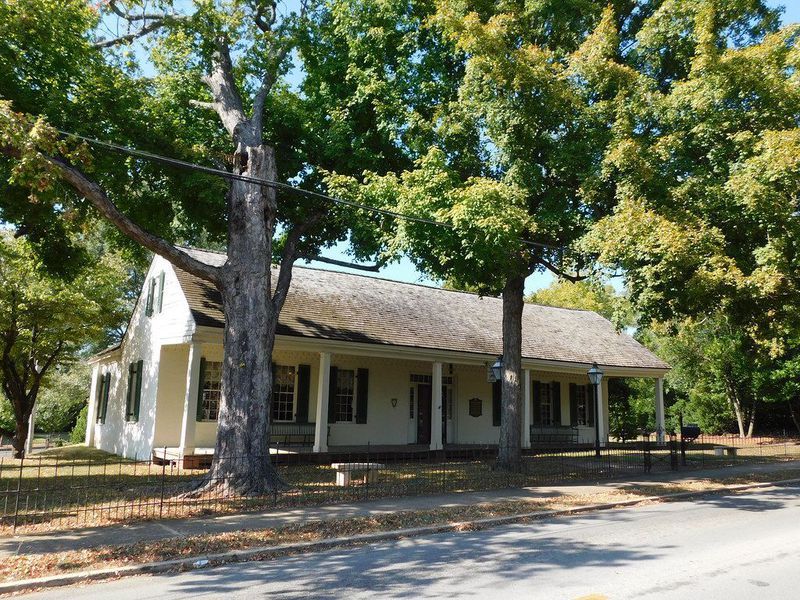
[586, 3, 798, 436]
[0, 235, 127, 457]
[0, 0, 410, 492]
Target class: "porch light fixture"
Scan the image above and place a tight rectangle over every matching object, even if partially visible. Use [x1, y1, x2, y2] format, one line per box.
[491, 356, 504, 382]
[587, 362, 603, 386]
[587, 362, 604, 457]
[391, 398, 398, 408]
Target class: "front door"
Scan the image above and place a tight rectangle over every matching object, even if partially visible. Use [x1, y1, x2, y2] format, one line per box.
[417, 383, 432, 445]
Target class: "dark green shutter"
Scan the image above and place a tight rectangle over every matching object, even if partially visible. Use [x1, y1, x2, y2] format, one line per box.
[133, 359, 143, 421]
[270, 362, 277, 421]
[95, 373, 105, 423]
[145, 278, 155, 317]
[552, 382, 562, 425]
[196, 357, 207, 421]
[356, 368, 368, 424]
[125, 363, 135, 420]
[587, 385, 595, 426]
[100, 372, 110, 423]
[327, 366, 338, 423]
[569, 383, 577, 425]
[156, 271, 165, 313]
[296, 364, 311, 423]
[532, 381, 541, 425]
[492, 380, 501, 426]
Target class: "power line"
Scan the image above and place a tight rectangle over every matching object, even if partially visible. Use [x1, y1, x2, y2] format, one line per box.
[56, 129, 558, 251]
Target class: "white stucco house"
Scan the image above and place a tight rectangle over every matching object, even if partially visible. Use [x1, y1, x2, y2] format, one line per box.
[85, 248, 669, 462]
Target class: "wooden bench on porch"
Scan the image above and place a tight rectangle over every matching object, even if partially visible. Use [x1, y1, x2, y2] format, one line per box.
[331, 462, 386, 486]
[530, 425, 580, 446]
[269, 423, 315, 446]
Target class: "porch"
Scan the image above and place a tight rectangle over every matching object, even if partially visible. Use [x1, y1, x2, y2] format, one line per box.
[151, 340, 668, 464]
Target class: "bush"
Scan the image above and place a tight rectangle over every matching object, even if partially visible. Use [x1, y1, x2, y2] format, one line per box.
[70, 405, 88, 444]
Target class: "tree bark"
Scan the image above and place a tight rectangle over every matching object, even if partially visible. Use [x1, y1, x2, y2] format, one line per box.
[496, 274, 525, 471]
[190, 142, 289, 495]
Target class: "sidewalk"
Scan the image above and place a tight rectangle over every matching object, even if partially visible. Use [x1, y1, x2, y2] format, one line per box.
[3, 459, 800, 558]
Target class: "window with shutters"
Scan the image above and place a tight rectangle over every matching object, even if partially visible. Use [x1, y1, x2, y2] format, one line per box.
[144, 277, 156, 317]
[271, 365, 295, 422]
[540, 383, 553, 425]
[199, 361, 222, 421]
[96, 372, 111, 424]
[125, 361, 143, 422]
[334, 369, 355, 422]
[575, 384, 589, 426]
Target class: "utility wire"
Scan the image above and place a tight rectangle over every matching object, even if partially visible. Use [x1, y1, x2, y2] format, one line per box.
[56, 129, 558, 251]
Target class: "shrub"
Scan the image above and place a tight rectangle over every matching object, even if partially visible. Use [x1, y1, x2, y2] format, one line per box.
[70, 405, 88, 444]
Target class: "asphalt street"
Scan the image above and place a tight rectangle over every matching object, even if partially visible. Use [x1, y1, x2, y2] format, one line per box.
[22, 483, 800, 599]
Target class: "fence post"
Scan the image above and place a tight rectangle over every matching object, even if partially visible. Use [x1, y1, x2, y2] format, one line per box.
[365, 442, 370, 501]
[643, 436, 651, 474]
[159, 446, 167, 519]
[12, 454, 24, 534]
[669, 435, 678, 470]
[680, 434, 687, 467]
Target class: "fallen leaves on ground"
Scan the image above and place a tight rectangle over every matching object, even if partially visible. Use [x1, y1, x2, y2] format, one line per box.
[3, 469, 799, 584]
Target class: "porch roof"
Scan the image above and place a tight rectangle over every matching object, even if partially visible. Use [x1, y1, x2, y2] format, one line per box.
[174, 247, 668, 372]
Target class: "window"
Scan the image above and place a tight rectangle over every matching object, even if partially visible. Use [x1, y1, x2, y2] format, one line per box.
[96, 372, 111, 424]
[334, 369, 355, 422]
[199, 361, 222, 421]
[272, 365, 296, 422]
[144, 272, 165, 317]
[576, 385, 589, 426]
[540, 383, 553, 425]
[144, 278, 156, 317]
[125, 360, 143, 422]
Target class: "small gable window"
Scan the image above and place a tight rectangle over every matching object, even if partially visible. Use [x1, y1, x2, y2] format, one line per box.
[144, 271, 166, 317]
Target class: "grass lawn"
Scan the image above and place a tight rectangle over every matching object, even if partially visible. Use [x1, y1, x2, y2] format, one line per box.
[0, 443, 797, 534]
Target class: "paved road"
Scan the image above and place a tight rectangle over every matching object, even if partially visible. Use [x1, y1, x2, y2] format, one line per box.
[23, 483, 800, 599]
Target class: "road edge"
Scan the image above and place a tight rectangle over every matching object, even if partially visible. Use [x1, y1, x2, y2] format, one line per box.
[3, 476, 799, 595]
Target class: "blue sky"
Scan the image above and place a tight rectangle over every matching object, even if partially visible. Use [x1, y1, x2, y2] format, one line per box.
[305, 0, 800, 295]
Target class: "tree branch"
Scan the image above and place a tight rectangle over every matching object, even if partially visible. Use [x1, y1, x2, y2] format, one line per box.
[94, 1, 190, 49]
[203, 40, 249, 140]
[272, 213, 324, 313]
[47, 155, 222, 285]
[302, 254, 381, 272]
[189, 100, 217, 111]
[251, 0, 311, 133]
[535, 256, 589, 283]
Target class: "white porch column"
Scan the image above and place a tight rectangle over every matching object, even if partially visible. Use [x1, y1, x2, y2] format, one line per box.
[655, 377, 666, 444]
[522, 369, 532, 449]
[25, 402, 37, 455]
[85, 363, 100, 446]
[179, 342, 202, 456]
[431, 362, 443, 451]
[313, 352, 331, 453]
[596, 380, 607, 447]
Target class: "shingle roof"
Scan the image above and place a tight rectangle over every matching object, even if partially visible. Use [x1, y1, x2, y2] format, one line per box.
[173, 248, 668, 371]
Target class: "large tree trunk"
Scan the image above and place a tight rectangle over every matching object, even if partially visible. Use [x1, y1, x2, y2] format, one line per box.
[496, 274, 525, 471]
[195, 143, 287, 495]
[11, 416, 29, 459]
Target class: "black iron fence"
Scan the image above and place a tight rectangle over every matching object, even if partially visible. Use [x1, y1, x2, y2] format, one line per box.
[1, 433, 798, 534]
